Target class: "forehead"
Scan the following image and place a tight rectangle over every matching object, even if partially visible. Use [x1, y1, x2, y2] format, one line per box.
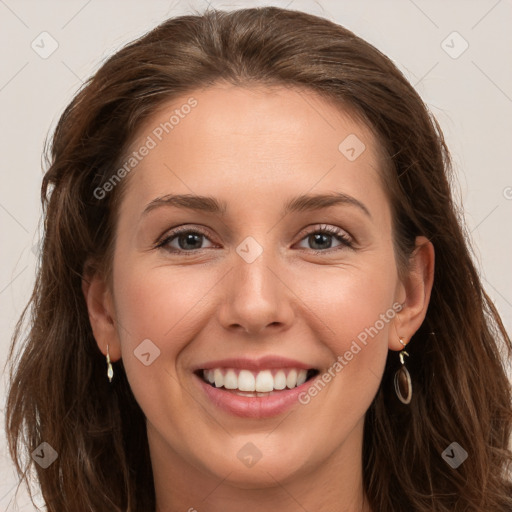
[118, 84, 388, 221]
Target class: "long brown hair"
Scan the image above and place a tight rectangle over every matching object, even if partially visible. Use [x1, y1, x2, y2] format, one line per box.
[5, 6, 512, 511]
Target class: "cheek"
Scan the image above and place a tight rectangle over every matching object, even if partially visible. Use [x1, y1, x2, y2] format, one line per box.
[297, 251, 397, 400]
[299, 253, 398, 346]
[110, 262, 199, 390]
[112, 260, 213, 341]
[110, 259, 226, 400]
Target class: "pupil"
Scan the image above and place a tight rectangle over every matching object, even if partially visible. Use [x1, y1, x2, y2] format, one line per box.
[179, 233, 202, 250]
[310, 233, 331, 250]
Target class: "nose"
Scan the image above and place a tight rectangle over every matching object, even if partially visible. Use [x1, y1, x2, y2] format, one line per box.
[217, 247, 295, 336]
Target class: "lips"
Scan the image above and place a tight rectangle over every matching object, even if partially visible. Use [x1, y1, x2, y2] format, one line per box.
[192, 355, 316, 373]
[192, 355, 321, 417]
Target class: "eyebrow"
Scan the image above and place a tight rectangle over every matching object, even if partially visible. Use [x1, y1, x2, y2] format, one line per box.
[141, 191, 371, 219]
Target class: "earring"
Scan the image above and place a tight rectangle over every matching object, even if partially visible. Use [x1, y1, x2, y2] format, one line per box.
[394, 336, 412, 404]
[106, 344, 114, 383]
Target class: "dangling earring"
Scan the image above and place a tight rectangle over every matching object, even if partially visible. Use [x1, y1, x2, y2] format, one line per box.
[106, 344, 114, 383]
[394, 336, 412, 404]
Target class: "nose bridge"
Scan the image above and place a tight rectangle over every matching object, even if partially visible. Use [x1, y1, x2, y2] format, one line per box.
[236, 238, 276, 296]
[217, 232, 293, 334]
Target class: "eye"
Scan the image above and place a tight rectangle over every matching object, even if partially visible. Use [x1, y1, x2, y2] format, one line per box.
[155, 226, 216, 253]
[154, 223, 353, 255]
[295, 224, 353, 252]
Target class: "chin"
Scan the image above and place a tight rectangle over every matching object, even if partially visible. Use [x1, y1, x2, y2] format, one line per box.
[200, 447, 310, 489]
[213, 461, 301, 489]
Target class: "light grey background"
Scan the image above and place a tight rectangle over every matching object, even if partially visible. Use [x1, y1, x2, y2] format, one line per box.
[1, 0, 511, 509]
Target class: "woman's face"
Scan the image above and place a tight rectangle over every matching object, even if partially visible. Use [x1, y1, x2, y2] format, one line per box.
[93, 83, 419, 490]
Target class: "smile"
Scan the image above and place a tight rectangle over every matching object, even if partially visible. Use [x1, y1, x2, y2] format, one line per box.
[198, 367, 319, 395]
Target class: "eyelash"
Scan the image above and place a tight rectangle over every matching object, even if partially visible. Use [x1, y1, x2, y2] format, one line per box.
[154, 224, 354, 255]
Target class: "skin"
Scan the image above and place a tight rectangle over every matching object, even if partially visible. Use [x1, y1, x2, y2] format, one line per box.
[83, 83, 434, 512]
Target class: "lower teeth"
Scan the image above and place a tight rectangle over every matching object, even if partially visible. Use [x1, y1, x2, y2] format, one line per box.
[233, 390, 276, 397]
[206, 383, 283, 396]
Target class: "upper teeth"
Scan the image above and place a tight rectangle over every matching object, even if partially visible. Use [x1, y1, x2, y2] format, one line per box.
[202, 368, 308, 392]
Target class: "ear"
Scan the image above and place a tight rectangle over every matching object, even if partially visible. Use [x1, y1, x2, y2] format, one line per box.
[390, 235, 435, 350]
[81, 264, 122, 361]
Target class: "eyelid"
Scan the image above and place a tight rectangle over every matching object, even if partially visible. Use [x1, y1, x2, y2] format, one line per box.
[293, 223, 354, 251]
[154, 224, 215, 249]
[295, 223, 351, 241]
[155, 223, 354, 253]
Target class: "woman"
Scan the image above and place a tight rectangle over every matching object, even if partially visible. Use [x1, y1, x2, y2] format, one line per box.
[5, 6, 512, 512]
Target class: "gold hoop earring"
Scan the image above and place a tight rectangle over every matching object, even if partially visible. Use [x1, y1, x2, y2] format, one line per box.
[106, 344, 113, 383]
[394, 336, 412, 404]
